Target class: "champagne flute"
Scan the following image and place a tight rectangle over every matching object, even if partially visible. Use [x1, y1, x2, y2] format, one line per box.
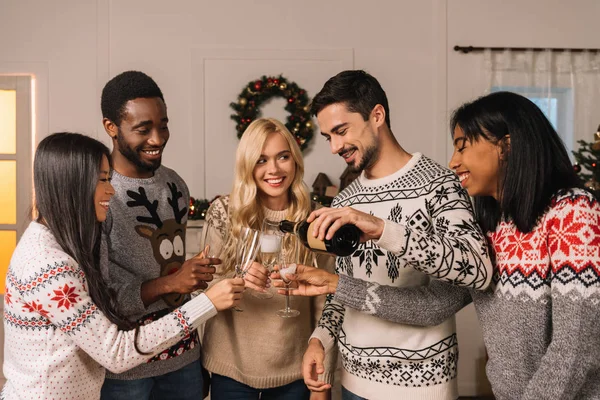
[276, 256, 300, 318]
[194, 219, 225, 296]
[233, 227, 261, 311]
[252, 219, 283, 299]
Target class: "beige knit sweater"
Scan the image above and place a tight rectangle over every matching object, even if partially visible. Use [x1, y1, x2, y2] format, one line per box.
[199, 196, 337, 389]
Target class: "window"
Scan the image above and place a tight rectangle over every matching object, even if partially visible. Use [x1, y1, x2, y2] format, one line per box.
[0, 76, 32, 294]
[492, 86, 574, 156]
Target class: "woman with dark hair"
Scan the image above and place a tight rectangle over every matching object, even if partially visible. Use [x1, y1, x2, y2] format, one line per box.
[2, 132, 245, 400]
[283, 92, 600, 399]
[447, 92, 600, 398]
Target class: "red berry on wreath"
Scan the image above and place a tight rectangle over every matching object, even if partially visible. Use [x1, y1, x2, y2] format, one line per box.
[288, 97, 295, 103]
[254, 81, 262, 91]
[573, 163, 581, 173]
[273, 79, 279, 85]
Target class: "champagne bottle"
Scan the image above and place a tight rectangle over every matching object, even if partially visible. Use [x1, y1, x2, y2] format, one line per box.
[279, 219, 360, 257]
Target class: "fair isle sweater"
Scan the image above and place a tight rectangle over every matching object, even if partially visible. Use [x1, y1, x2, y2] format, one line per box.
[333, 189, 600, 400]
[1, 222, 216, 400]
[311, 153, 493, 400]
[200, 196, 337, 389]
[101, 166, 198, 380]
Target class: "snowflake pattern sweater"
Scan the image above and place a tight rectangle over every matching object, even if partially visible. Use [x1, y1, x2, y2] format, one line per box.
[310, 153, 493, 400]
[2, 222, 217, 400]
[334, 188, 600, 399]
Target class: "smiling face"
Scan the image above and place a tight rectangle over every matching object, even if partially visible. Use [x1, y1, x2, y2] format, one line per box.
[317, 103, 379, 174]
[253, 131, 296, 210]
[449, 126, 503, 200]
[95, 155, 115, 222]
[105, 97, 169, 178]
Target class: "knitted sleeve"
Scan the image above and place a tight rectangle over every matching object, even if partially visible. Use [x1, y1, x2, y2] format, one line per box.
[521, 193, 600, 400]
[334, 274, 472, 326]
[16, 254, 217, 374]
[375, 177, 493, 290]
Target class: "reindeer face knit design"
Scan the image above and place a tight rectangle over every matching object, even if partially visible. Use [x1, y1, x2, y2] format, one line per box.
[101, 166, 198, 380]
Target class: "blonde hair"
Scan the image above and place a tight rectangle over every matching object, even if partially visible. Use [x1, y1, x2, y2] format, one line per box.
[220, 118, 313, 274]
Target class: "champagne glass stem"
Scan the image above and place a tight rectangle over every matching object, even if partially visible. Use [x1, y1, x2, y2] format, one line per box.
[284, 283, 291, 311]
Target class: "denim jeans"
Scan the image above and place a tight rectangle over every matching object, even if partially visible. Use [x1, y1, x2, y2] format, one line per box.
[210, 373, 309, 400]
[100, 359, 204, 400]
[341, 386, 368, 400]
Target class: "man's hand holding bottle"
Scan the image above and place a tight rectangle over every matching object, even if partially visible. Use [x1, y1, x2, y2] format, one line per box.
[307, 206, 385, 243]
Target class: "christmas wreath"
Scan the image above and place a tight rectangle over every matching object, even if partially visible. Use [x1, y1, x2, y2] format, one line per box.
[230, 75, 314, 151]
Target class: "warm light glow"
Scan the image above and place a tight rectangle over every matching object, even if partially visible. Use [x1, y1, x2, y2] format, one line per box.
[0, 161, 17, 224]
[0, 89, 17, 154]
[0, 230, 16, 294]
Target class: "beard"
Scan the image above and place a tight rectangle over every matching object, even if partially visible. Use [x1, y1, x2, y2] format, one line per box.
[116, 130, 162, 174]
[346, 142, 379, 173]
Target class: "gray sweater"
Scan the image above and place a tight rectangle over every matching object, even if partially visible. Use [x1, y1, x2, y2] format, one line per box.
[101, 166, 199, 380]
[334, 189, 600, 400]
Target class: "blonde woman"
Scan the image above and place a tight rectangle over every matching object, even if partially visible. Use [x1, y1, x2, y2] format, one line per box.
[200, 118, 335, 400]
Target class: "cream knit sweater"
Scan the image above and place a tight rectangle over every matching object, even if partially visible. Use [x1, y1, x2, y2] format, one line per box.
[199, 196, 337, 389]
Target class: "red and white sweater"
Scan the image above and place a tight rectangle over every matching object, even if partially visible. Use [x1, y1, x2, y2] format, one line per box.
[2, 222, 216, 400]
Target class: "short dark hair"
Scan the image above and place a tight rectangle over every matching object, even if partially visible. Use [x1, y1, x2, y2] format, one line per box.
[310, 70, 391, 128]
[450, 91, 584, 233]
[101, 70, 165, 126]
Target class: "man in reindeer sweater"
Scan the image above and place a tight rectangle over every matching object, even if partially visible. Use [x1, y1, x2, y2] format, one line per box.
[100, 71, 214, 399]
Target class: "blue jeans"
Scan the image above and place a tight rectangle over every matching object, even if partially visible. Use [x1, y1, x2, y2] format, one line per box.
[210, 373, 309, 400]
[342, 386, 368, 400]
[100, 359, 204, 400]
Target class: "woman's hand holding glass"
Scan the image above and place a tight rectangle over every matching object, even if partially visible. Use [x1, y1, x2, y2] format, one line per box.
[243, 261, 271, 293]
[250, 219, 283, 299]
[275, 258, 300, 318]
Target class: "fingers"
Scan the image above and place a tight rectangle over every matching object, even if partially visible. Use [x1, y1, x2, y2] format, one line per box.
[244, 280, 268, 292]
[307, 207, 330, 223]
[230, 277, 246, 290]
[246, 263, 269, 281]
[306, 381, 331, 392]
[303, 350, 330, 392]
[244, 264, 270, 291]
[192, 257, 222, 266]
[277, 287, 302, 296]
[196, 265, 217, 275]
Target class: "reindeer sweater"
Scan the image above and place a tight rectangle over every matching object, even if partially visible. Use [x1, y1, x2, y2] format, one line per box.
[2, 222, 216, 400]
[101, 166, 197, 380]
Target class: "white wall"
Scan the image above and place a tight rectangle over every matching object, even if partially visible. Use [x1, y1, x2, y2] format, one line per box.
[2, 0, 599, 395]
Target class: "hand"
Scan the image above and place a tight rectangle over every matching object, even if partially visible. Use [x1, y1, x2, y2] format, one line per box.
[303, 338, 331, 392]
[271, 264, 338, 296]
[307, 206, 385, 242]
[243, 261, 270, 292]
[205, 278, 245, 311]
[167, 253, 221, 294]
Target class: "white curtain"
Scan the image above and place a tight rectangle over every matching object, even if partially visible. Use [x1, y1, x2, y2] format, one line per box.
[479, 49, 600, 156]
